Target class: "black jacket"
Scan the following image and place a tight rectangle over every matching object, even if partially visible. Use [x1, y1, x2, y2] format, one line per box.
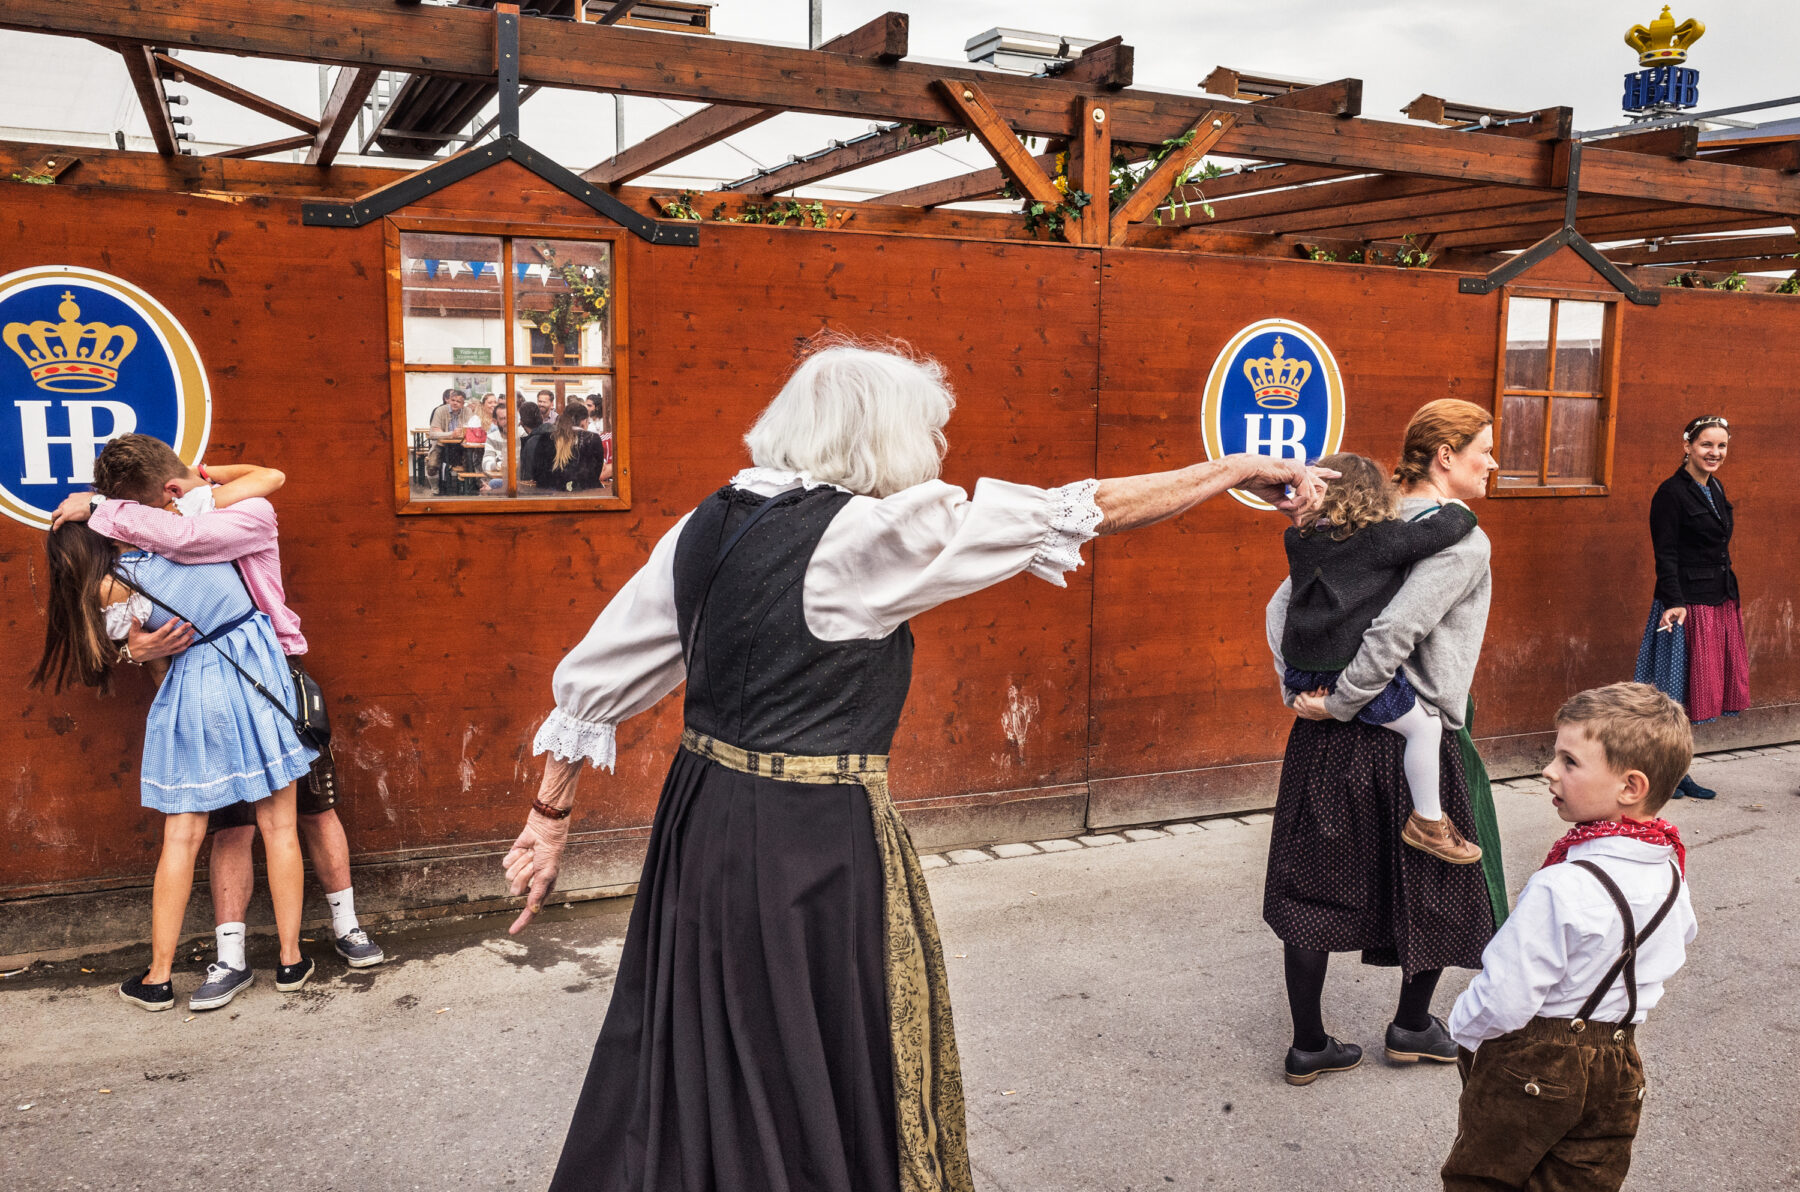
[519, 424, 556, 487]
[1650, 467, 1737, 607]
[1281, 503, 1478, 671]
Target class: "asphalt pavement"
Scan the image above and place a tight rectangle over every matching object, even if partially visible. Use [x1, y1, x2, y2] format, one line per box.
[4, 746, 1796, 1192]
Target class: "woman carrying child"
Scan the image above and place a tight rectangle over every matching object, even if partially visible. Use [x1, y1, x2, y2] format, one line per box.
[1278, 451, 1483, 865]
[32, 464, 317, 1011]
[1262, 399, 1505, 1085]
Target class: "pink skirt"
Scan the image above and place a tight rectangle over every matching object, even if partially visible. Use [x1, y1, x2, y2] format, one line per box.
[1685, 599, 1750, 723]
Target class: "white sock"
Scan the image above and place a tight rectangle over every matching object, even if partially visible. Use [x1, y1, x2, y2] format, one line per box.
[1382, 702, 1445, 821]
[326, 887, 360, 937]
[215, 922, 247, 971]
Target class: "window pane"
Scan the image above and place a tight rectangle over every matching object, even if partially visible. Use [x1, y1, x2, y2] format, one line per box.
[512, 239, 613, 369]
[1498, 393, 1546, 480]
[400, 234, 505, 367]
[518, 376, 618, 499]
[1552, 300, 1605, 394]
[1548, 397, 1600, 483]
[404, 373, 510, 500]
[1503, 297, 1550, 390]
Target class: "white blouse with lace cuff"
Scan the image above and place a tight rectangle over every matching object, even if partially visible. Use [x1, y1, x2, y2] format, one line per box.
[530, 470, 1104, 770]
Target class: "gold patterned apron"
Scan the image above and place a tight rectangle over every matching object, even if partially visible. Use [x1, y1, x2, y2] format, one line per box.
[680, 729, 973, 1192]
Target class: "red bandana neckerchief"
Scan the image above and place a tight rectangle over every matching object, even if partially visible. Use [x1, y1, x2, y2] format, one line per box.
[1541, 818, 1686, 876]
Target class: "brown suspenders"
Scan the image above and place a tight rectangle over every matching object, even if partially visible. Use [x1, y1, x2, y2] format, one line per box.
[1568, 859, 1684, 1029]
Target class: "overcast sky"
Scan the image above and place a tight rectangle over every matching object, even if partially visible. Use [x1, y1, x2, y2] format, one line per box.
[2, 1, 1795, 196]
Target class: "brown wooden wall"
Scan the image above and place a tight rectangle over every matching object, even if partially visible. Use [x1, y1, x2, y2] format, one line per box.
[4, 164, 1796, 904]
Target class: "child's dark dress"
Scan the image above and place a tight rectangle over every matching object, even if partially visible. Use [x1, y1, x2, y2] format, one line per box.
[1281, 503, 1478, 723]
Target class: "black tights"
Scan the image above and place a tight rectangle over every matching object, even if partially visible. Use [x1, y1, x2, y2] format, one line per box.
[1283, 944, 1442, 1051]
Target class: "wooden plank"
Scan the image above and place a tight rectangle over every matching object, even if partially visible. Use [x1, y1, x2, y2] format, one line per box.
[594, 0, 641, 24]
[0, 138, 397, 197]
[1638, 254, 1800, 275]
[584, 104, 769, 184]
[1070, 96, 1111, 246]
[1110, 112, 1235, 244]
[1605, 231, 1800, 265]
[308, 66, 380, 166]
[1047, 35, 1132, 90]
[1236, 183, 1569, 237]
[1587, 125, 1698, 159]
[1698, 141, 1800, 172]
[726, 124, 942, 195]
[933, 79, 1063, 209]
[1197, 173, 1468, 228]
[868, 154, 1056, 207]
[152, 50, 321, 134]
[1437, 207, 1773, 251]
[209, 133, 317, 159]
[584, 12, 910, 185]
[115, 43, 179, 156]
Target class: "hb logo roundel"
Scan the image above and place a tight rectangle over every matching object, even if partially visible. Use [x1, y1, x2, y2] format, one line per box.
[1201, 318, 1345, 509]
[0, 266, 210, 529]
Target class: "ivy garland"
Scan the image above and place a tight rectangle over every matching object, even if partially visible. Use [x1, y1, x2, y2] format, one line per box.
[659, 191, 830, 228]
[516, 241, 610, 348]
[1308, 234, 1435, 269]
[1002, 130, 1229, 238]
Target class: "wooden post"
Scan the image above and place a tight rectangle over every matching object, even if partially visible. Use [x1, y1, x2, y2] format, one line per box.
[1068, 96, 1111, 246]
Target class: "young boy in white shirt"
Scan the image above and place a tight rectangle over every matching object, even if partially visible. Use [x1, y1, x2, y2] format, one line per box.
[1441, 682, 1698, 1192]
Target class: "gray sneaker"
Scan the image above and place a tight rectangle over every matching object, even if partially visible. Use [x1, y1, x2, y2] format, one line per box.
[333, 928, 386, 968]
[189, 962, 254, 1011]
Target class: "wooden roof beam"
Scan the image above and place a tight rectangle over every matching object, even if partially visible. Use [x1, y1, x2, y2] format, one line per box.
[1201, 66, 1323, 102]
[932, 79, 1068, 236]
[308, 66, 380, 166]
[152, 50, 320, 134]
[594, 0, 641, 24]
[1043, 35, 1133, 90]
[1436, 207, 1773, 252]
[115, 43, 180, 156]
[208, 132, 318, 159]
[1198, 174, 1470, 229]
[1585, 125, 1699, 159]
[1698, 141, 1800, 172]
[867, 153, 1056, 207]
[1633, 254, 1800, 275]
[11, 0, 1798, 215]
[583, 12, 909, 185]
[725, 123, 943, 195]
[1400, 94, 1527, 127]
[1604, 231, 1800, 265]
[1110, 112, 1236, 244]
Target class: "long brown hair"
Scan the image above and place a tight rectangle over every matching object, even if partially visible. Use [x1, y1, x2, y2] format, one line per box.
[1305, 453, 1399, 540]
[552, 399, 589, 471]
[32, 523, 122, 694]
[1393, 399, 1492, 487]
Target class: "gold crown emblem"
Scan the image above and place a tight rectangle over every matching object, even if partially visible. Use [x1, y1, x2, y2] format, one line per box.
[1624, 6, 1705, 67]
[1242, 336, 1311, 409]
[3, 291, 139, 393]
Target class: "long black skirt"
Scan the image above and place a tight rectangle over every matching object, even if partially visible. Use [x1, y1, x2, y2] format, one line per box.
[1262, 717, 1495, 977]
[549, 748, 899, 1192]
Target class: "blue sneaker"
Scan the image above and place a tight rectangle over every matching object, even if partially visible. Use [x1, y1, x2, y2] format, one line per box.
[333, 928, 386, 968]
[189, 963, 254, 1011]
[120, 971, 174, 1012]
[1675, 774, 1716, 800]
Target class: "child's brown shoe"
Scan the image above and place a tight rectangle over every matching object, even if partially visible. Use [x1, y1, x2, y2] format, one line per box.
[1402, 812, 1483, 864]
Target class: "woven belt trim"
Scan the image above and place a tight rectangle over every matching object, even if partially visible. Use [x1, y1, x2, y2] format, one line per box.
[680, 728, 888, 781]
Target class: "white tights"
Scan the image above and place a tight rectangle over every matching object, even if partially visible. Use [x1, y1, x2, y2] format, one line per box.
[1380, 701, 1444, 821]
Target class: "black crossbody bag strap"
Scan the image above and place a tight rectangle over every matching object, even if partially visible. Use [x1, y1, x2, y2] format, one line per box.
[111, 569, 314, 743]
[681, 488, 798, 673]
[1571, 859, 1683, 1024]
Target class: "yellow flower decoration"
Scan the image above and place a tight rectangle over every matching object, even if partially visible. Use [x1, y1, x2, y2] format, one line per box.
[538, 322, 553, 334]
[1053, 175, 1069, 195]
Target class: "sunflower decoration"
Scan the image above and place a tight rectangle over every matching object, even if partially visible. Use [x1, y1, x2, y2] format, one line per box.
[517, 241, 610, 359]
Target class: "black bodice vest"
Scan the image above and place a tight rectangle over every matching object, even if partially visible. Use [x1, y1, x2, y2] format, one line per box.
[673, 485, 914, 755]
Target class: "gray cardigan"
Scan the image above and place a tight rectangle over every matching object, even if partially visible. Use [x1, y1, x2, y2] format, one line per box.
[1265, 496, 1492, 731]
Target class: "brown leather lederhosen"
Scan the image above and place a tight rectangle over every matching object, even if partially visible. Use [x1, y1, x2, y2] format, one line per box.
[1442, 860, 1683, 1192]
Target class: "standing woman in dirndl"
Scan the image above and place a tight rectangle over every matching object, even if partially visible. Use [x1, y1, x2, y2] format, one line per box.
[1636, 415, 1747, 800]
[501, 339, 1326, 1192]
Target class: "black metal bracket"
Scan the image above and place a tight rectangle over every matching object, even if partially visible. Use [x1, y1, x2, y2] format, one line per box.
[1459, 140, 1659, 305]
[301, 135, 699, 243]
[302, 7, 697, 246]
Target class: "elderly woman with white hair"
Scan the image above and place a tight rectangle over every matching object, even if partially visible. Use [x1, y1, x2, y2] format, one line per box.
[506, 340, 1325, 1192]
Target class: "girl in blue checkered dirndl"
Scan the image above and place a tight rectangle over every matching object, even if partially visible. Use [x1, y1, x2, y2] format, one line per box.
[35, 480, 315, 1013]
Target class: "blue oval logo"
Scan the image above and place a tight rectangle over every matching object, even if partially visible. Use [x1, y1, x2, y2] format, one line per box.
[0, 267, 210, 529]
[1201, 318, 1346, 509]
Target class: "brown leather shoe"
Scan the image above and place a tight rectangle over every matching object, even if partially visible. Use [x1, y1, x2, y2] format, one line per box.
[1402, 812, 1483, 864]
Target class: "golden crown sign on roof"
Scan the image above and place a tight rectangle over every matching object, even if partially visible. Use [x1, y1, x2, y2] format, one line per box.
[3, 291, 138, 393]
[1243, 337, 1312, 410]
[1624, 7, 1705, 67]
